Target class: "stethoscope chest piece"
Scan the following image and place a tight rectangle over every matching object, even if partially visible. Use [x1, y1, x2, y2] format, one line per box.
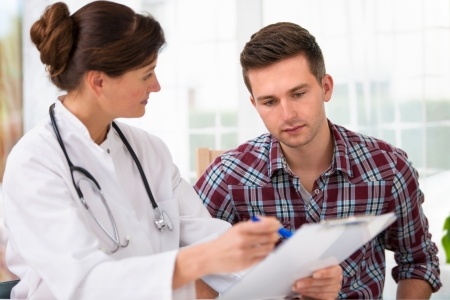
[154, 207, 173, 231]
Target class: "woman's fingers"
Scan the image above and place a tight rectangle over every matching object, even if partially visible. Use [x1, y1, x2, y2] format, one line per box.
[205, 216, 281, 273]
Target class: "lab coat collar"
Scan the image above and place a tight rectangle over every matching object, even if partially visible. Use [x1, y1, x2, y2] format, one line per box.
[54, 99, 113, 154]
[54, 99, 93, 142]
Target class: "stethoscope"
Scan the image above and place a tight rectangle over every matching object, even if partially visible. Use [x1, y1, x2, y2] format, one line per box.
[49, 103, 173, 254]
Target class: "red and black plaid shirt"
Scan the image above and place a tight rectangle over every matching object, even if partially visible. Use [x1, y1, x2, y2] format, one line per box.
[195, 121, 441, 299]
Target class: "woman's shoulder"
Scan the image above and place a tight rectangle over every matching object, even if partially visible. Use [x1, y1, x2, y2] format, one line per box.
[112, 121, 163, 143]
[8, 120, 55, 159]
[112, 121, 171, 155]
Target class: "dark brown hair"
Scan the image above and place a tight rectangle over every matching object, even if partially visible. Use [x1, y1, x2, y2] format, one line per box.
[240, 22, 325, 93]
[30, 1, 165, 91]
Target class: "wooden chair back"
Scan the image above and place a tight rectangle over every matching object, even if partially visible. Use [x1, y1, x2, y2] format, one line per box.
[195, 147, 226, 179]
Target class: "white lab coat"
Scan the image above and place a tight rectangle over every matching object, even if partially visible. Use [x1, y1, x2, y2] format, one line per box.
[2, 100, 232, 299]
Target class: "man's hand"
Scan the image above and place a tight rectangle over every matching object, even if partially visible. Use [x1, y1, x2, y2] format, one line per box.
[292, 265, 343, 300]
[195, 279, 218, 299]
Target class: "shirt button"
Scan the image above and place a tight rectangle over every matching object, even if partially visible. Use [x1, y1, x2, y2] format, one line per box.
[314, 189, 320, 195]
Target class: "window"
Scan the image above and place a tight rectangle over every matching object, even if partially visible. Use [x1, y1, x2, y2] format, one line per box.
[11, 0, 450, 296]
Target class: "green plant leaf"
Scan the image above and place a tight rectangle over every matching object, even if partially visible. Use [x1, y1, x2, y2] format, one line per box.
[443, 215, 450, 264]
[444, 215, 450, 230]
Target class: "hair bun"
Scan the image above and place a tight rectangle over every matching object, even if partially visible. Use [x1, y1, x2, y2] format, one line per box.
[30, 2, 74, 78]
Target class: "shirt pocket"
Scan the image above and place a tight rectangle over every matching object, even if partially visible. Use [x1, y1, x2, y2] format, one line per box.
[325, 177, 391, 219]
[230, 185, 302, 224]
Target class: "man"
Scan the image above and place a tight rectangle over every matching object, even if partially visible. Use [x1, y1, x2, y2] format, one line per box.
[195, 22, 441, 299]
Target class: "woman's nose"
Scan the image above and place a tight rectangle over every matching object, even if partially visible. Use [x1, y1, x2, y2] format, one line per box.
[149, 76, 161, 93]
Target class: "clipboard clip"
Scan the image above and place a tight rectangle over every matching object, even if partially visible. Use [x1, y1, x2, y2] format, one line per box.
[320, 215, 374, 227]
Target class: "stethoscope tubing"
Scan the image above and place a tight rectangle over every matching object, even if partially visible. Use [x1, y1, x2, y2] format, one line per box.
[49, 103, 172, 253]
[111, 122, 158, 210]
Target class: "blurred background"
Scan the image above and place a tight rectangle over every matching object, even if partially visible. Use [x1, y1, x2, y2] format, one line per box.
[0, 0, 449, 298]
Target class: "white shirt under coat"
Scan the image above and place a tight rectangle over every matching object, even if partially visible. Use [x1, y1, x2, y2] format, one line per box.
[2, 100, 232, 299]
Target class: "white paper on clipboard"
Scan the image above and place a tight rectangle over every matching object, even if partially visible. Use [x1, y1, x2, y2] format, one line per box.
[218, 212, 397, 300]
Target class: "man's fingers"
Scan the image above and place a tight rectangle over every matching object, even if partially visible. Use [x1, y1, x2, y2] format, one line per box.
[292, 265, 343, 299]
[312, 265, 343, 280]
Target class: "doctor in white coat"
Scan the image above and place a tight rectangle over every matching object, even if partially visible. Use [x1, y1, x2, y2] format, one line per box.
[2, 1, 342, 299]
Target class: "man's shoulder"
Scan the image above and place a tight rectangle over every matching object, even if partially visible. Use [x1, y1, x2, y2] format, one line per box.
[332, 123, 414, 181]
[334, 123, 407, 158]
[213, 133, 273, 183]
[225, 133, 272, 156]
[220, 133, 274, 164]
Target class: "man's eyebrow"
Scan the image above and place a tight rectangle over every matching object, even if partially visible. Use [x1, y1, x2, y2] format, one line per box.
[288, 83, 309, 93]
[255, 94, 275, 102]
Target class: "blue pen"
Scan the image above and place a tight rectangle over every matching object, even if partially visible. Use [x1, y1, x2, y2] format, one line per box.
[251, 216, 293, 239]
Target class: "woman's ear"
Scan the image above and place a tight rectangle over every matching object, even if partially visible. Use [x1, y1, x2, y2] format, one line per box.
[85, 71, 104, 96]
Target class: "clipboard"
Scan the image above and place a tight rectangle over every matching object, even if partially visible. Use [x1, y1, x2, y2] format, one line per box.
[218, 212, 397, 300]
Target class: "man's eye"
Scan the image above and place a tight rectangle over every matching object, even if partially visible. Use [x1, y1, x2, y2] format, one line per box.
[264, 100, 275, 106]
[293, 92, 305, 98]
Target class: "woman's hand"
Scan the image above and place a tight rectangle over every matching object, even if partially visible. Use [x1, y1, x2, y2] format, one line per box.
[202, 216, 281, 274]
[291, 265, 343, 300]
[173, 216, 280, 290]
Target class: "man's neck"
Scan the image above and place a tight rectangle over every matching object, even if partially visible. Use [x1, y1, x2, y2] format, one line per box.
[281, 124, 334, 192]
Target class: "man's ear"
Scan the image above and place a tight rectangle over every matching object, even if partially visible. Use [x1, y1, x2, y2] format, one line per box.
[322, 74, 334, 102]
[86, 71, 104, 96]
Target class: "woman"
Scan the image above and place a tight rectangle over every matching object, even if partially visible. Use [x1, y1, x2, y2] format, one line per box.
[2, 1, 341, 299]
